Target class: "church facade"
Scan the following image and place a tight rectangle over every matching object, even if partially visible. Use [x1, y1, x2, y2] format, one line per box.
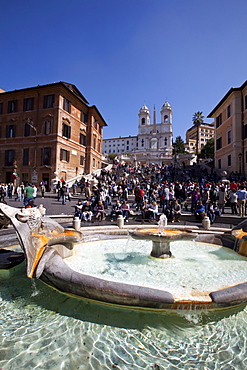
[103, 101, 173, 164]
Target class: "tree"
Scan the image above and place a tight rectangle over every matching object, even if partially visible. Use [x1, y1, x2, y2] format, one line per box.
[108, 153, 117, 161]
[192, 111, 204, 162]
[192, 111, 204, 124]
[199, 138, 214, 159]
[173, 136, 186, 154]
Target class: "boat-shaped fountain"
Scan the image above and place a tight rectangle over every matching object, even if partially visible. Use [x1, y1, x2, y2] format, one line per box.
[1, 204, 247, 311]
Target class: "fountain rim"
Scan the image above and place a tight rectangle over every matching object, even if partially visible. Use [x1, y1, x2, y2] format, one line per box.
[53, 225, 247, 311]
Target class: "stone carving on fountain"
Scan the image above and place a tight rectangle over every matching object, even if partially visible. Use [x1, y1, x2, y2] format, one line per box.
[0, 203, 82, 277]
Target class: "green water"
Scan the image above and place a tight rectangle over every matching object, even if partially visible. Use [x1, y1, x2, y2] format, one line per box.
[1, 262, 247, 369]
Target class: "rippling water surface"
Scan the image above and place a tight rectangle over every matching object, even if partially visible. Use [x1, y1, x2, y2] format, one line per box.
[1, 242, 247, 369]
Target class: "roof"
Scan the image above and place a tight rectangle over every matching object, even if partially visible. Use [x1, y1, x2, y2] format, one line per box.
[0, 81, 89, 105]
[208, 80, 247, 118]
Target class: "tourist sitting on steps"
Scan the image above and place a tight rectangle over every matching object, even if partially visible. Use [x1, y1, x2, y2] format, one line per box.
[194, 201, 206, 221]
[95, 201, 105, 221]
[121, 200, 130, 223]
[74, 199, 84, 220]
[110, 200, 123, 222]
[82, 200, 93, 222]
[145, 201, 158, 222]
[173, 200, 182, 222]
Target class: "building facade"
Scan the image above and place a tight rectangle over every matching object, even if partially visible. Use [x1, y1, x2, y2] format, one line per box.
[0, 82, 107, 188]
[185, 122, 215, 153]
[103, 101, 173, 164]
[208, 80, 247, 174]
[103, 135, 138, 154]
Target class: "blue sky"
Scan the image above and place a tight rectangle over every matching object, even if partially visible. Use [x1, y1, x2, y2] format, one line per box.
[1, 0, 247, 140]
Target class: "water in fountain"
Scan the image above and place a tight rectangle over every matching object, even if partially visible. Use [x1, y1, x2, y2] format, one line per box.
[1, 259, 247, 369]
[158, 213, 167, 233]
[65, 238, 247, 303]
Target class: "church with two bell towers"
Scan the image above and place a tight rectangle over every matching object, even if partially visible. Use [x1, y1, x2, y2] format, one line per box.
[103, 101, 174, 164]
[137, 101, 173, 158]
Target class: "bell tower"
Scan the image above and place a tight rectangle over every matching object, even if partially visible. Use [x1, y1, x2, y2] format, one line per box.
[160, 101, 172, 132]
[138, 104, 150, 128]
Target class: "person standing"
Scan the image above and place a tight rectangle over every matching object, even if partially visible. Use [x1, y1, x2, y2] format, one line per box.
[40, 183, 46, 198]
[236, 186, 247, 217]
[60, 183, 67, 205]
[23, 183, 34, 207]
[228, 189, 238, 215]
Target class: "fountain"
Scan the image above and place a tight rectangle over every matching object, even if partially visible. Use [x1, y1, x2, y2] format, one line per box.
[1, 204, 247, 368]
[129, 213, 197, 258]
[1, 203, 247, 311]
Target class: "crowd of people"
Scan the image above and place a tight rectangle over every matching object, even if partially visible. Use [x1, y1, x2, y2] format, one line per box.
[1, 162, 247, 225]
[0, 182, 46, 208]
[70, 162, 247, 224]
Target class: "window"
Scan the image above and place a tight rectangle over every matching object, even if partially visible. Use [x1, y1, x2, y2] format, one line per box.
[228, 155, 231, 166]
[141, 118, 145, 125]
[80, 112, 88, 123]
[23, 148, 29, 166]
[43, 94, 55, 109]
[60, 149, 70, 162]
[93, 137, 96, 149]
[227, 105, 231, 118]
[6, 125, 16, 138]
[216, 113, 222, 128]
[98, 140, 101, 152]
[80, 133, 86, 146]
[244, 125, 247, 139]
[164, 115, 168, 122]
[5, 150, 15, 166]
[245, 95, 247, 110]
[44, 120, 51, 135]
[23, 97, 34, 111]
[62, 123, 71, 138]
[41, 147, 51, 165]
[227, 130, 231, 144]
[218, 159, 221, 169]
[24, 123, 31, 137]
[216, 137, 222, 150]
[63, 98, 71, 113]
[80, 156, 85, 166]
[0, 102, 3, 115]
[8, 100, 18, 113]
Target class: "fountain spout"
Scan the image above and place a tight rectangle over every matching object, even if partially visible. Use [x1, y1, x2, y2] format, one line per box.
[158, 214, 167, 233]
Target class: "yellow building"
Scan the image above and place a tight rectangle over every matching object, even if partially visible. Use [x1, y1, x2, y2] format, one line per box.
[185, 122, 215, 153]
[208, 80, 247, 174]
[0, 82, 107, 188]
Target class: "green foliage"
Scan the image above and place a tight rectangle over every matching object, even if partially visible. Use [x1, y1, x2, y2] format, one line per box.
[199, 138, 214, 159]
[107, 153, 117, 160]
[173, 136, 186, 154]
[192, 111, 204, 124]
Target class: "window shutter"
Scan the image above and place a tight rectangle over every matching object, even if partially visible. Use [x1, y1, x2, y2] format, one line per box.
[40, 148, 43, 165]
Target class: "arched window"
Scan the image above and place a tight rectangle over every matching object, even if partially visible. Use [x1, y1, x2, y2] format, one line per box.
[141, 118, 145, 125]
[164, 115, 168, 123]
[164, 138, 167, 146]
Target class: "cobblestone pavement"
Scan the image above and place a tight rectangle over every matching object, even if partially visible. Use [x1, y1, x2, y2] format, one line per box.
[4, 192, 81, 216]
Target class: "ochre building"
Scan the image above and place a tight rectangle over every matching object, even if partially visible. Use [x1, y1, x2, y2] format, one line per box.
[0, 82, 107, 188]
[208, 80, 247, 174]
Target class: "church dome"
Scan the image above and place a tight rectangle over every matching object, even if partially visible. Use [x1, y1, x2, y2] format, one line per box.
[139, 104, 150, 114]
[161, 101, 171, 111]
